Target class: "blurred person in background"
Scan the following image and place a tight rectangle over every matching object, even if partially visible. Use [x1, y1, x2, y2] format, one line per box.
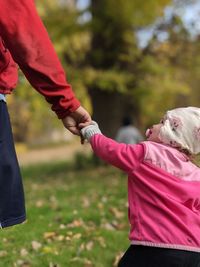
[0, 0, 91, 228]
[116, 116, 143, 144]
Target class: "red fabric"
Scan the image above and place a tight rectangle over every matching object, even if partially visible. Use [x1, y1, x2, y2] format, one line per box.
[0, 0, 80, 118]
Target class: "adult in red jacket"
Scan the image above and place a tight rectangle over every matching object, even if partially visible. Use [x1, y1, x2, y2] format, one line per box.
[0, 0, 91, 134]
[0, 0, 91, 228]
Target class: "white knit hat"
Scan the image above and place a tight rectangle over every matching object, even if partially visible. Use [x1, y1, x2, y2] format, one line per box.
[159, 107, 200, 154]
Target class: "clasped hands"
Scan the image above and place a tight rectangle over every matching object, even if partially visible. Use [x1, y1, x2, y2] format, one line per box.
[62, 105, 92, 143]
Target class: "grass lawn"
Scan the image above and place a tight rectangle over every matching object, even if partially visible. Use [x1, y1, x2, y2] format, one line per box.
[0, 158, 130, 267]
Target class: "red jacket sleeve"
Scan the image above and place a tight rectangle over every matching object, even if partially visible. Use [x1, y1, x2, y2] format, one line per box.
[0, 37, 18, 92]
[0, 0, 80, 118]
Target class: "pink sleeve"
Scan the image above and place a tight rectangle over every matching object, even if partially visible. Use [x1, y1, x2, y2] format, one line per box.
[90, 134, 144, 173]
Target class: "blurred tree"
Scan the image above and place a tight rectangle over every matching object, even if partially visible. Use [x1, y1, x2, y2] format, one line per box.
[85, 0, 177, 137]
[9, 0, 200, 143]
[142, 12, 200, 124]
[86, 0, 200, 136]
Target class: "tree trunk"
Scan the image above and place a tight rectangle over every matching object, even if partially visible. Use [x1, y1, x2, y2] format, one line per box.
[89, 88, 139, 138]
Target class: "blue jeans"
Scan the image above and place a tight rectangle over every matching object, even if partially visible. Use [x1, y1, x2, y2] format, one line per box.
[118, 245, 200, 267]
[0, 101, 26, 228]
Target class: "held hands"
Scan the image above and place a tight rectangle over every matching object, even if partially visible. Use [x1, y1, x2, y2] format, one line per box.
[80, 121, 102, 142]
[62, 105, 91, 138]
[62, 106, 101, 143]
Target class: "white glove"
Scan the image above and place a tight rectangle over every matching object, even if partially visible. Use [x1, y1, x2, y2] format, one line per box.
[81, 121, 102, 141]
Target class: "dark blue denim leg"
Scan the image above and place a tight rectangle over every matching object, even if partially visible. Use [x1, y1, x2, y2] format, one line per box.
[0, 101, 26, 228]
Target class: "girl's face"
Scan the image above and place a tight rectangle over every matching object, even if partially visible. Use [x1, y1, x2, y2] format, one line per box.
[146, 119, 164, 142]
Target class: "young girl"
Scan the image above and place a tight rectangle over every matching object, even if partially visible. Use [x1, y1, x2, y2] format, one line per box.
[81, 107, 200, 267]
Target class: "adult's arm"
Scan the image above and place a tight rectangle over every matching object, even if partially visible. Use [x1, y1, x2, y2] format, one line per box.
[0, 0, 80, 119]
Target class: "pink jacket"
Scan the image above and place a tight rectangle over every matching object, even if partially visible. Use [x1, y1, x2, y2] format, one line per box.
[91, 134, 200, 252]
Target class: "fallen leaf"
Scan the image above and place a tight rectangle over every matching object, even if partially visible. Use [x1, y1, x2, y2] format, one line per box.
[109, 207, 124, 219]
[70, 257, 93, 266]
[73, 233, 82, 240]
[85, 241, 94, 251]
[82, 197, 90, 208]
[66, 219, 83, 228]
[49, 262, 60, 267]
[101, 222, 115, 231]
[65, 236, 72, 241]
[113, 251, 124, 267]
[43, 232, 56, 240]
[15, 260, 31, 267]
[59, 224, 66, 229]
[101, 196, 108, 203]
[56, 235, 65, 241]
[94, 237, 106, 248]
[31, 241, 42, 251]
[35, 200, 44, 207]
[20, 248, 28, 257]
[0, 250, 7, 257]
[42, 246, 58, 255]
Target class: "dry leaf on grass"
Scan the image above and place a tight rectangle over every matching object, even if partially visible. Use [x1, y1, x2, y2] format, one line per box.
[14, 260, 31, 267]
[85, 241, 94, 251]
[0, 250, 7, 257]
[49, 262, 60, 267]
[20, 248, 28, 257]
[31, 241, 42, 251]
[43, 232, 57, 240]
[70, 257, 93, 267]
[66, 219, 84, 228]
[109, 207, 124, 219]
[113, 251, 124, 267]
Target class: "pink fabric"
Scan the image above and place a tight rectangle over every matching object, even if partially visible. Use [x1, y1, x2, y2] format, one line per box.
[91, 134, 200, 252]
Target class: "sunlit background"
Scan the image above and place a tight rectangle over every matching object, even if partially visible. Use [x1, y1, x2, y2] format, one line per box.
[2, 1, 200, 266]
[8, 0, 200, 163]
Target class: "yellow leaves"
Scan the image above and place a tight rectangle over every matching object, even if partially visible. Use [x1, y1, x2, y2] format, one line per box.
[32, 236, 59, 255]
[42, 230, 83, 243]
[42, 246, 58, 255]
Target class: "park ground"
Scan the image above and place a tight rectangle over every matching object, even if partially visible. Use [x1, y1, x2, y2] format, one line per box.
[0, 142, 129, 267]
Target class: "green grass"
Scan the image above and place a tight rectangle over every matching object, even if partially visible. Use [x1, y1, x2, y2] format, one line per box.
[0, 159, 129, 267]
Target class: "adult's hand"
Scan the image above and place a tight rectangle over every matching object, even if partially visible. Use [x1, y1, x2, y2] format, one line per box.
[62, 106, 91, 136]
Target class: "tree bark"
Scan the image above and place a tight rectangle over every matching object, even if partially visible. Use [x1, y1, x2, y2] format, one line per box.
[89, 88, 139, 138]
